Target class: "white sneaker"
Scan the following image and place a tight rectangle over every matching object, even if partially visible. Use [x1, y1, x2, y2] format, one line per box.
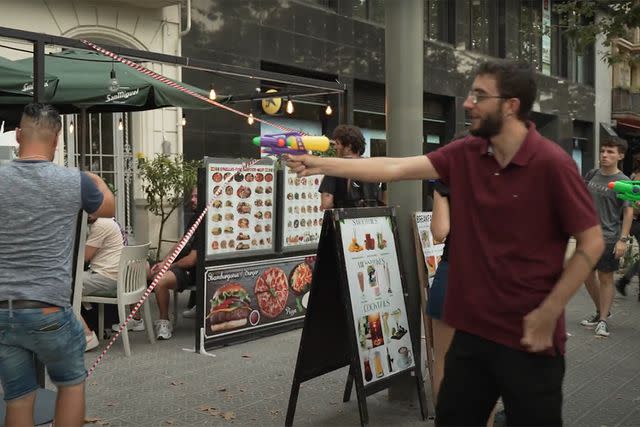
[111, 318, 145, 332]
[85, 331, 99, 352]
[182, 306, 197, 318]
[154, 319, 173, 340]
[595, 320, 610, 337]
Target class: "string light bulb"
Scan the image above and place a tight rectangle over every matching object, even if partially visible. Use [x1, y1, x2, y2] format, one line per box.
[286, 98, 294, 114]
[181, 114, 186, 127]
[69, 121, 74, 134]
[118, 118, 124, 131]
[325, 102, 333, 116]
[247, 112, 254, 125]
[209, 87, 217, 100]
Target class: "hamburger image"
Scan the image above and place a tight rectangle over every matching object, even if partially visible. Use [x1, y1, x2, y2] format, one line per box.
[206, 283, 251, 332]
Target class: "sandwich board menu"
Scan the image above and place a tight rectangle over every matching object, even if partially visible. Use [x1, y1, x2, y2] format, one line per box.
[202, 255, 314, 346]
[412, 211, 445, 402]
[414, 212, 445, 283]
[286, 207, 427, 427]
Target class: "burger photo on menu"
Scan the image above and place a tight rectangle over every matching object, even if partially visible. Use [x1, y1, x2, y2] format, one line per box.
[206, 283, 252, 332]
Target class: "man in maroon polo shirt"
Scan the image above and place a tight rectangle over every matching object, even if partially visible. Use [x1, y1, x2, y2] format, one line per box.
[286, 60, 604, 426]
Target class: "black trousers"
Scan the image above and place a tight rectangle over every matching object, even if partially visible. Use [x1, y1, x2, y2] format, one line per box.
[436, 330, 565, 427]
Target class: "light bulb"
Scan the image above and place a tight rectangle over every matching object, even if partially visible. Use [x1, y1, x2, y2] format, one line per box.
[209, 88, 217, 100]
[69, 121, 74, 134]
[286, 99, 294, 114]
[118, 118, 123, 131]
[247, 113, 254, 125]
[325, 104, 333, 116]
[181, 114, 186, 127]
[109, 69, 119, 93]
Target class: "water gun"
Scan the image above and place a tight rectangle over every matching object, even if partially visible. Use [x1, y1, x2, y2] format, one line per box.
[608, 181, 640, 203]
[252, 132, 330, 155]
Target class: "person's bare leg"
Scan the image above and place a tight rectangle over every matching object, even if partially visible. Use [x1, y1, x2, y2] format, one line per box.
[598, 271, 614, 319]
[5, 390, 36, 427]
[54, 382, 85, 427]
[431, 318, 455, 403]
[153, 271, 178, 320]
[486, 405, 497, 427]
[584, 270, 600, 310]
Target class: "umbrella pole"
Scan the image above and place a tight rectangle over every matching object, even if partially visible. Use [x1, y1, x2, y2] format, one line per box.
[79, 108, 87, 171]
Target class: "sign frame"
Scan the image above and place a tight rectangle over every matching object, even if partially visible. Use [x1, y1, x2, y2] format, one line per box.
[286, 207, 428, 427]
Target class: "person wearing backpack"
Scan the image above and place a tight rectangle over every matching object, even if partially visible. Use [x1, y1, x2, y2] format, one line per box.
[319, 124, 386, 209]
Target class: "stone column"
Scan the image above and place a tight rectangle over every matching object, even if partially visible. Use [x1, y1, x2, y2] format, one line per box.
[385, 0, 424, 401]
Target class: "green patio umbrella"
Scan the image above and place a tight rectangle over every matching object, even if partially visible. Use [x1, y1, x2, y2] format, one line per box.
[0, 55, 58, 100]
[10, 49, 211, 113]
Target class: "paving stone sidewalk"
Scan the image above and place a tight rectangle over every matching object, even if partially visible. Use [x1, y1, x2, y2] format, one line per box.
[56, 281, 640, 426]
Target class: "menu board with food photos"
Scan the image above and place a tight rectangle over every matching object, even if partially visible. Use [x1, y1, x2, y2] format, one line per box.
[281, 167, 324, 251]
[205, 158, 276, 260]
[203, 256, 315, 342]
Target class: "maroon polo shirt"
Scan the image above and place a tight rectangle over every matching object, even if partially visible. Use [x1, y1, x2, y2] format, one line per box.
[427, 123, 598, 355]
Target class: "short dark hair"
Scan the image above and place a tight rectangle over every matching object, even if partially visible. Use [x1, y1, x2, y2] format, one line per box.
[475, 60, 537, 121]
[602, 136, 628, 155]
[21, 103, 62, 135]
[332, 124, 365, 156]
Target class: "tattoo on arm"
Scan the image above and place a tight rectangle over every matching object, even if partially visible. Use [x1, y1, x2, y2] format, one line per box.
[574, 249, 595, 270]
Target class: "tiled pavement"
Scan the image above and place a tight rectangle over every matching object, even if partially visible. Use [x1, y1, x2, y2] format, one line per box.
[40, 281, 640, 426]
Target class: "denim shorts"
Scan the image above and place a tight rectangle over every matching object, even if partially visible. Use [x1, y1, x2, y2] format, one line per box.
[0, 306, 87, 401]
[427, 261, 448, 320]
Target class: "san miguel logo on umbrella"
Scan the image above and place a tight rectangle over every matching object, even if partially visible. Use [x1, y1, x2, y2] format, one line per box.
[105, 88, 140, 104]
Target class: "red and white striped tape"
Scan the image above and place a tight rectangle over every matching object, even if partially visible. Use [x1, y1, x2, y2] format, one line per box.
[80, 40, 309, 376]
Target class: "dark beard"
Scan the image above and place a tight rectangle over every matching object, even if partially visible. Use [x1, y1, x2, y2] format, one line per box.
[469, 112, 503, 139]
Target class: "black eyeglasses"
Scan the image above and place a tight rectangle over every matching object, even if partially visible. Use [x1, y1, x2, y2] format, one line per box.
[467, 91, 511, 105]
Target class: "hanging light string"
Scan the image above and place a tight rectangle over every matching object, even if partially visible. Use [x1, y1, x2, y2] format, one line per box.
[81, 40, 303, 135]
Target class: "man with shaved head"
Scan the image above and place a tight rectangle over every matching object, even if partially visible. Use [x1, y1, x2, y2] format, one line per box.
[0, 103, 115, 426]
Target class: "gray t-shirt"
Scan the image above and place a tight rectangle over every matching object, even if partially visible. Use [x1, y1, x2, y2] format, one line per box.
[586, 169, 630, 243]
[0, 161, 103, 307]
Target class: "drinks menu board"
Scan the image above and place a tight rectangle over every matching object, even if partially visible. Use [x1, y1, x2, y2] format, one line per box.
[414, 212, 445, 282]
[203, 256, 314, 340]
[281, 167, 324, 250]
[338, 215, 415, 385]
[205, 158, 276, 260]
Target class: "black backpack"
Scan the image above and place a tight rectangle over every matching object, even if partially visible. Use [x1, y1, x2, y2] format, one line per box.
[336, 179, 385, 208]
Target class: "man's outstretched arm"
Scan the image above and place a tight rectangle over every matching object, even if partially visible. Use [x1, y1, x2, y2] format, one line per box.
[286, 154, 440, 182]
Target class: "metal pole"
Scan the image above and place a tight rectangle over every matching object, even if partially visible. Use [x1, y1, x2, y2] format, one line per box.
[33, 39, 44, 103]
[79, 108, 88, 171]
[385, 0, 424, 401]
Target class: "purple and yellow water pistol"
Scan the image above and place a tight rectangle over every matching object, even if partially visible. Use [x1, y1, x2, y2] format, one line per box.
[252, 132, 330, 155]
[608, 180, 640, 203]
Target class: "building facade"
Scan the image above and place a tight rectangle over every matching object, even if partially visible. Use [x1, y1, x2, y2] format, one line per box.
[181, 0, 603, 183]
[0, 0, 187, 248]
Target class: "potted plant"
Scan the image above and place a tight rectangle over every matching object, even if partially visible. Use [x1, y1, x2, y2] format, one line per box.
[137, 153, 201, 262]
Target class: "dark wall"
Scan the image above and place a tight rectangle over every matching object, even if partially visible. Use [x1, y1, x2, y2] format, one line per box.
[181, 0, 596, 161]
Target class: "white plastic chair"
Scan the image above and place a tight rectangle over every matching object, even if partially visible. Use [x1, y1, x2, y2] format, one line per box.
[82, 243, 155, 356]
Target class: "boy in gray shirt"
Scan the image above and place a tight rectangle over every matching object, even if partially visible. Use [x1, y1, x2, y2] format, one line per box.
[581, 136, 634, 337]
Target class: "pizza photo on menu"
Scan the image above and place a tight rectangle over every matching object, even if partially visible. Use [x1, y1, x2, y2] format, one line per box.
[290, 262, 312, 295]
[254, 267, 289, 318]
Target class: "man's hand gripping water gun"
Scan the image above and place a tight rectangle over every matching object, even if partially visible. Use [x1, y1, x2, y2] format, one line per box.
[252, 132, 329, 155]
[608, 180, 640, 206]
